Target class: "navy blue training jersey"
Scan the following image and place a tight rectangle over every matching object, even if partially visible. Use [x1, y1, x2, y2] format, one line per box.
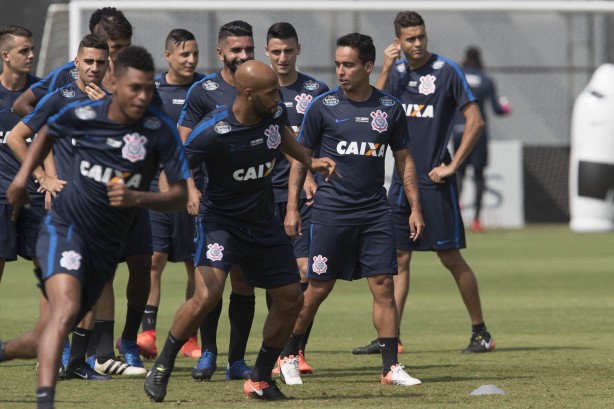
[30, 61, 78, 102]
[272, 73, 329, 202]
[46, 98, 190, 246]
[298, 87, 410, 225]
[155, 72, 207, 124]
[385, 54, 475, 189]
[0, 74, 44, 204]
[184, 104, 288, 227]
[178, 71, 236, 129]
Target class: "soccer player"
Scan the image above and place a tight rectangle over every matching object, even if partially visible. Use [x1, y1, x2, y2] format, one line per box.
[279, 33, 424, 387]
[143, 60, 337, 402]
[353, 11, 494, 355]
[264, 21, 329, 375]
[137, 28, 205, 360]
[0, 45, 189, 409]
[451, 46, 511, 232]
[177, 20, 257, 382]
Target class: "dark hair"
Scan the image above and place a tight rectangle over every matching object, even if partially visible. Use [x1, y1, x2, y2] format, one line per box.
[266, 22, 298, 43]
[165, 28, 196, 51]
[336, 33, 375, 65]
[218, 20, 252, 42]
[114, 46, 154, 75]
[88, 7, 128, 33]
[463, 46, 483, 70]
[0, 25, 32, 50]
[78, 33, 109, 53]
[96, 15, 133, 41]
[394, 11, 425, 37]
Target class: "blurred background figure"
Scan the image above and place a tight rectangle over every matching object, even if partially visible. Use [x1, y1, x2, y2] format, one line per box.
[452, 46, 511, 232]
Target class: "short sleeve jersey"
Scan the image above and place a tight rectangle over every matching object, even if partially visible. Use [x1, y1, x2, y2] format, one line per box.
[178, 71, 236, 129]
[0, 74, 43, 204]
[298, 87, 410, 225]
[184, 104, 288, 227]
[29, 61, 78, 101]
[46, 98, 190, 245]
[271, 73, 329, 202]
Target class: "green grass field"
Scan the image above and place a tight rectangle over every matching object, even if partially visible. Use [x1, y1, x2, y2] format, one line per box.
[1, 225, 613, 408]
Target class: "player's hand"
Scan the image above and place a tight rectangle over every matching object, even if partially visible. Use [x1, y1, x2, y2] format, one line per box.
[303, 175, 317, 206]
[85, 83, 106, 100]
[428, 162, 454, 184]
[408, 211, 425, 242]
[37, 173, 66, 196]
[44, 191, 52, 211]
[284, 207, 302, 240]
[309, 157, 339, 182]
[499, 97, 512, 115]
[106, 181, 136, 207]
[382, 43, 401, 69]
[7, 181, 29, 221]
[186, 184, 201, 216]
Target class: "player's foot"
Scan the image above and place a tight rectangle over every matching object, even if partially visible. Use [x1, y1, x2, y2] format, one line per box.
[277, 355, 302, 385]
[398, 339, 404, 354]
[297, 350, 313, 374]
[463, 331, 495, 353]
[180, 335, 201, 358]
[471, 220, 484, 232]
[381, 364, 421, 386]
[61, 338, 70, 367]
[136, 330, 158, 359]
[192, 350, 217, 381]
[244, 379, 290, 401]
[117, 338, 146, 369]
[352, 339, 380, 355]
[95, 356, 147, 376]
[144, 362, 172, 402]
[64, 364, 112, 381]
[226, 359, 252, 380]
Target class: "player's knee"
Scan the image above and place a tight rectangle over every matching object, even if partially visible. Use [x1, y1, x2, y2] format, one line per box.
[437, 249, 466, 271]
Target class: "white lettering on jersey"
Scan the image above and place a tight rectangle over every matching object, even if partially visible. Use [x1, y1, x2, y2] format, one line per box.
[336, 141, 387, 157]
[80, 160, 142, 188]
[232, 159, 276, 181]
[172, 98, 185, 105]
[401, 104, 434, 118]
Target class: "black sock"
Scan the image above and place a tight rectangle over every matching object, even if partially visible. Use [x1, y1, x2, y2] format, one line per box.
[199, 299, 222, 356]
[0, 340, 7, 362]
[36, 387, 55, 409]
[142, 304, 158, 332]
[122, 304, 144, 341]
[472, 322, 487, 334]
[156, 332, 187, 369]
[281, 333, 303, 358]
[379, 337, 398, 375]
[86, 323, 99, 358]
[298, 283, 313, 352]
[95, 320, 115, 363]
[228, 292, 255, 364]
[68, 327, 91, 369]
[250, 343, 283, 382]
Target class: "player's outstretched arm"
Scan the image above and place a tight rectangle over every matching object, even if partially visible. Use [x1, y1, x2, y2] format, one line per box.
[12, 88, 38, 117]
[107, 179, 188, 211]
[393, 148, 424, 241]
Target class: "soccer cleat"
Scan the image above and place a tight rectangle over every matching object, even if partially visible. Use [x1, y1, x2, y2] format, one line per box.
[297, 350, 313, 374]
[192, 350, 217, 381]
[64, 364, 112, 381]
[226, 360, 252, 380]
[144, 363, 172, 402]
[244, 379, 290, 401]
[136, 330, 158, 359]
[277, 355, 302, 385]
[463, 331, 495, 353]
[117, 338, 146, 369]
[352, 339, 380, 355]
[398, 339, 404, 354]
[471, 220, 484, 232]
[86, 354, 96, 370]
[95, 356, 147, 376]
[381, 364, 421, 386]
[61, 338, 70, 368]
[180, 335, 201, 358]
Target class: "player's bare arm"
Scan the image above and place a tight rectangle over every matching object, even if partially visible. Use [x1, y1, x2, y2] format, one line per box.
[374, 43, 400, 90]
[393, 147, 424, 241]
[11, 88, 37, 117]
[283, 126, 318, 204]
[107, 179, 187, 211]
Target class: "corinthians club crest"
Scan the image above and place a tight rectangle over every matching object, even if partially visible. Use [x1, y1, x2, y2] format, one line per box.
[370, 110, 388, 133]
[206, 243, 224, 261]
[419, 74, 436, 95]
[294, 93, 313, 114]
[122, 133, 148, 162]
[311, 255, 328, 275]
[265, 124, 281, 149]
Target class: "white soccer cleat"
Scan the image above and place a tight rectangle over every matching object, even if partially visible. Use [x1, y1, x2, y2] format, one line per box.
[381, 364, 421, 386]
[277, 355, 303, 385]
[95, 356, 147, 376]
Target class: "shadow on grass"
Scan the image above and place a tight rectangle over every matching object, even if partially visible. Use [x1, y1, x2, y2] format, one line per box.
[491, 346, 590, 352]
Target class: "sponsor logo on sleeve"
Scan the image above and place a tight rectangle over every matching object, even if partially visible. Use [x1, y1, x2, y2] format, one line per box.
[311, 255, 328, 275]
[61, 88, 75, 98]
[418, 74, 436, 96]
[273, 105, 283, 118]
[322, 95, 339, 106]
[74, 105, 96, 120]
[69, 68, 79, 79]
[202, 80, 220, 91]
[143, 116, 162, 130]
[121, 133, 148, 162]
[294, 93, 313, 114]
[396, 63, 407, 73]
[265, 124, 281, 149]
[379, 96, 395, 106]
[432, 60, 445, 70]
[214, 121, 231, 134]
[303, 80, 320, 91]
[60, 250, 82, 271]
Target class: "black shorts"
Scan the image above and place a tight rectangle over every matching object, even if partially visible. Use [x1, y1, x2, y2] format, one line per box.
[121, 208, 153, 259]
[150, 209, 195, 262]
[275, 199, 311, 259]
[0, 203, 45, 261]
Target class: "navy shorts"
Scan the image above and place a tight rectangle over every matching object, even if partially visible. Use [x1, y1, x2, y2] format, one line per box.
[275, 199, 311, 259]
[392, 181, 466, 251]
[36, 213, 118, 322]
[150, 209, 195, 262]
[307, 215, 398, 281]
[0, 203, 45, 261]
[121, 208, 153, 259]
[194, 217, 299, 289]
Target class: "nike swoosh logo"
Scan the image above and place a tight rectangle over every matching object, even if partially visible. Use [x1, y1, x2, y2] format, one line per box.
[36, 393, 48, 398]
[436, 240, 450, 245]
[248, 382, 264, 396]
[73, 371, 89, 379]
[378, 343, 385, 348]
[483, 339, 493, 350]
[74, 331, 85, 337]
[335, 118, 350, 123]
[215, 104, 224, 108]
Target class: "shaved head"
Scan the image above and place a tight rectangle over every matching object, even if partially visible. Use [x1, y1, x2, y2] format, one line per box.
[235, 60, 278, 93]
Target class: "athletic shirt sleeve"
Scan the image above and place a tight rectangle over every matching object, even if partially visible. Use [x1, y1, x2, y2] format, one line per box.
[22, 90, 63, 132]
[296, 98, 324, 150]
[184, 110, 228, 169]
[178, 81, 209, 129]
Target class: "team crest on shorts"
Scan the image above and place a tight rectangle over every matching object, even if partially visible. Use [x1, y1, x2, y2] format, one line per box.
[75, 105, 96, 120]
[206, 243, 224, 261]
[294, 93, 313, 114]
[419, 74, 436, 95]
[214, 121, 231, 134]
[202, 80, 219, 91]
[122, 133, 148, 162]
[143, 116, 162, 130]
[70, 68, 79, 79]
[61, 88, 75, 98]
[311, 255, 328, 275]
[265, 124, 281, 149]
[303, 80, 319, 91]
[370, 110, 388, 133]
[60, 250, 82, 271]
